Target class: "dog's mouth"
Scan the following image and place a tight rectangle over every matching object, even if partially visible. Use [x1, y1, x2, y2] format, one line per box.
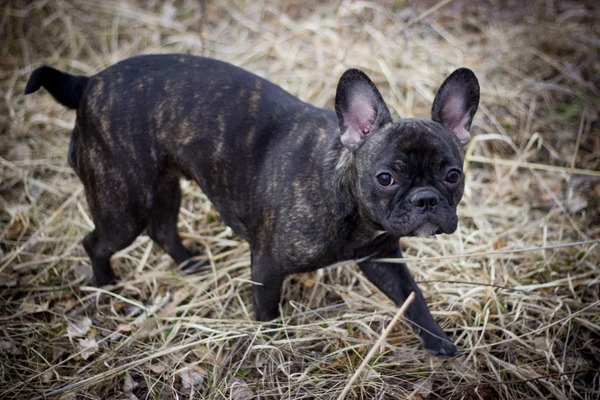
[409, 222, 443, 237]
[385, 211, 457, 237]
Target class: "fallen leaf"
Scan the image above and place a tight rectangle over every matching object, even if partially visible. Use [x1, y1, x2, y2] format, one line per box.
[192, 345, 216, 362]
[180, 367, 205, 390]
[42, 368, 54, 384]
[5, 219, 27, 240]
[230, 377, 254, 400]
[77, 338, 98, 360]
[566, 196, 587, 213]
[124, 371, 139, 393]
[67, 317, 92, 340]
[0, 340, 20, 355]
[412, 378, 433, 399]
[149, 363, 167, 374]
[20, 301, 49, 314]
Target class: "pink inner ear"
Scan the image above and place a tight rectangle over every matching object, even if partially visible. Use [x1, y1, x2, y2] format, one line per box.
[349, 95, 375, 132]
[441, 94, 465, 130]
[441, 94, 471, 145]
[341, 95, 375, 150]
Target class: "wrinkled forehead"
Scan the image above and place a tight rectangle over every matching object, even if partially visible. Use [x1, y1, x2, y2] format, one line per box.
[365, 118, 464, 166]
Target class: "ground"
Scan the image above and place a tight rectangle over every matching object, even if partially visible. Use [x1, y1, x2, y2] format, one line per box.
[0, 1, 599, 399]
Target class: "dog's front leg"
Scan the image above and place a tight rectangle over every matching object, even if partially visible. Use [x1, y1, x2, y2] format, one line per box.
[358, 246, 459, 358]
[251, 252, 286, 322]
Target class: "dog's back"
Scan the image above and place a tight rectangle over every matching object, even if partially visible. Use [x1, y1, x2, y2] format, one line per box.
[25, 55, 340, 270]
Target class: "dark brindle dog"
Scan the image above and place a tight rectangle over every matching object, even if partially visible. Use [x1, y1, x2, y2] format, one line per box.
[25, 55, 479, 357]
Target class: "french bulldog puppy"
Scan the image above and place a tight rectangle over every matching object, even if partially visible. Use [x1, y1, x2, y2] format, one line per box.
[25, 55, 479, 357]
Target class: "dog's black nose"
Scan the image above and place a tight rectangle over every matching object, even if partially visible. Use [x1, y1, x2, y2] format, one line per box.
[411, 191, 440, 209]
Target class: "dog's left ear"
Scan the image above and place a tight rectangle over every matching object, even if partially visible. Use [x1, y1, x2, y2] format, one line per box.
[431, 68, 480, 146]
[335, 69, 392, 150]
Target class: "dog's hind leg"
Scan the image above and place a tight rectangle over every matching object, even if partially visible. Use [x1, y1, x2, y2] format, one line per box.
[80, 167, 154, 286]
[83, 231, 117, 286]
[147, 172, 192, 266]
[83, 221, 150, 286]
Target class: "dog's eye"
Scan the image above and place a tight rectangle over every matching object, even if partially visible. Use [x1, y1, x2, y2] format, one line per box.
[446, 170, 461, 183]
[376, 173, 394, 187]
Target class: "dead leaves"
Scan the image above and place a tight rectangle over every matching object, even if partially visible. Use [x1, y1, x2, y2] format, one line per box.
[67, 316, 93, 340]
[66, 316, 99, 360]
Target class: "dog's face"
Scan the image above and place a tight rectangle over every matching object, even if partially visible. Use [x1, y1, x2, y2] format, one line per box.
[335, 68, 479, 237]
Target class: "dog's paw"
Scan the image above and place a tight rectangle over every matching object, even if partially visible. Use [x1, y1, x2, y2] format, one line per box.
[92, 274, 116, 287]
[415, 327, 460, 358]
[424, 338, 459, 358]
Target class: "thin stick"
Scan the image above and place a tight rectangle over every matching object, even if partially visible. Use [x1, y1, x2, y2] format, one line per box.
[467, 155, 600, 177]
[377, 239, 599, 264]
[337, 292, 416, 400]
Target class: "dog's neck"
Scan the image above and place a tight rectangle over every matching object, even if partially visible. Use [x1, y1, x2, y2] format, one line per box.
[323, 132, 391, 243]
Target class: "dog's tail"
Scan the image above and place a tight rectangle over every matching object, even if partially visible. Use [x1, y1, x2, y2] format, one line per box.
[24, 66, 89, 109]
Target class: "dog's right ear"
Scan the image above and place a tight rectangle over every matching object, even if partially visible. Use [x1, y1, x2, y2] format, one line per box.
[335, 69, 392, 151]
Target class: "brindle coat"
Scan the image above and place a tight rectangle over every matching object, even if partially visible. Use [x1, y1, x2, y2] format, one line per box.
[25, 55, 479, 357]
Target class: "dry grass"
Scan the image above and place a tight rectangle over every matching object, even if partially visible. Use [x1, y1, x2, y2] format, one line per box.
[1, 0, 599, 399]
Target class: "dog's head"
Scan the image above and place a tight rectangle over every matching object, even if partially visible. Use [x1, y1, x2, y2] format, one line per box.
[335, 68, 479, 237]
